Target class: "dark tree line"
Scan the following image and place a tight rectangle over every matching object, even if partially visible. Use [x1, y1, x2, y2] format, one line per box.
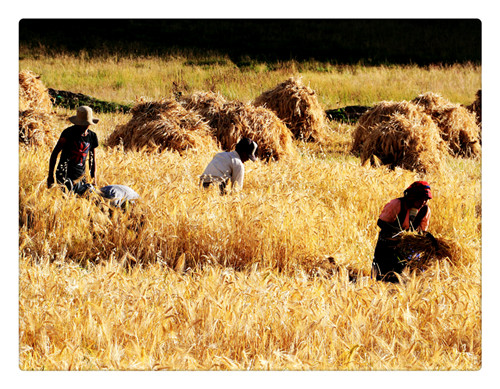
[19, 19, 481, 66]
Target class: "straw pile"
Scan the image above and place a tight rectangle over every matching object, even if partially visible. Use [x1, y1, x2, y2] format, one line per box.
[180, 92, 296, 161]
[19, 70, 55, 146]
[360, 110, 445, 173]
[19, 110, 55, 146]
[19, 70, 53, 112]
[352, 100, 418, 153]
[107, 98, 218, 154]
[411, 92, 481, 157]
[353, 93, 481, 169]
[395, 232, 460, 272]
[467, 89, 481, 125]
[467, 89, 481, 141]
[179, 91, 227, 119]
[252, 77, 328, 142]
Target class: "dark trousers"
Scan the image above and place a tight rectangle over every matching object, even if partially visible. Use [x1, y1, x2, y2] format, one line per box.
[57, 175, 93, 196]
[371, 235, 405, 283]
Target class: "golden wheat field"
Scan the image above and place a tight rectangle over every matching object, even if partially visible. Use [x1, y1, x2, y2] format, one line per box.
[16, 56, 486, 377]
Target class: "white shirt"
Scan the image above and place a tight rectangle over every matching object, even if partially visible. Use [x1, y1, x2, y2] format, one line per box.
[200, 151, 245, 189]
[99, 185, 140, 207]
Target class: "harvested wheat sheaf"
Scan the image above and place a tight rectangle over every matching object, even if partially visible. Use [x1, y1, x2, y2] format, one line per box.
[352, 100, 418, 153]
[395, 232, 462, 272]
[467, 89, 481, 127]
[107, 97, 218, 154]
[467, 89, 482, 143]
[181, 92, 296, 161]
[353, 93, 481, 169]
[19, 70, 55, 147]
[253, 76, 328, 143]
[19, 70, 53, 112]
[411, 92, 481, 157]
[360, 110, 445, 173]
[179, 90, 228, 119]
[19, 109, 55, 146]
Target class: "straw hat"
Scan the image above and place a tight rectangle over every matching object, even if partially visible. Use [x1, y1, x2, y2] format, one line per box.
[69, 106, 99, 126]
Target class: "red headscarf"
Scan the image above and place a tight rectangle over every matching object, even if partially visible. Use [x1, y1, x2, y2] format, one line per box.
[404, 181, 432, 199]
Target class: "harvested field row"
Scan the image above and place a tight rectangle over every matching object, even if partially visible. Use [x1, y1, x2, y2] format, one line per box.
[19, 70, 481, 172]
[107, 77, 326, 160]
[19, 72, 322, 160]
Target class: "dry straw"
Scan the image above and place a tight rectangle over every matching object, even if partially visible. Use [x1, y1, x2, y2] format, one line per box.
[19, 109, 55, 147]
[411, 92, 481, 157]
[353, 93, 481, 171]
[467, 89, 481, 128]
[467, 89, 482, 143]
[107, 97, 218, 154]
[180, 92, 296, 161]
[19, 70, 53, 112]
[179, 90, 227, 119]
[252, 76, 328, 143]
[19, 70, 55, 147]
[352, 100, 418, 153]
[395, 232, 463, 272]
[359, 110, 445, 173]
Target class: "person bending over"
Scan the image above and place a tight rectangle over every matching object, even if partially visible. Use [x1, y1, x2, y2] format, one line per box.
[371, 181, 433, 282]
[200, 137, 258, 194]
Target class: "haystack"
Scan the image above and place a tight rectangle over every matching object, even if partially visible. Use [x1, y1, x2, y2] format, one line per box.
[19, 70, 55, 147]
[411, 92, 481, 157]
[19, 109, 55, 146]
[19, 70, 53, 112]
[360, 110, 445, 173]
[179, 91, 227, 119]
[467, 89, 481, 125]
[180, 92, 296, 161]
[252, 76, 328, 142]
[107, 98, 218, 154]
[352, 100, 418, 153]
[467, 89, 481, 141]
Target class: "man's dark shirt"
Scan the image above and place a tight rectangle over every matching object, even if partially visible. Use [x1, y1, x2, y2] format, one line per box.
[55, 125, 98, 182]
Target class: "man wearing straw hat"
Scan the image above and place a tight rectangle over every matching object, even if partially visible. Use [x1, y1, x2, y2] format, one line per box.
[200, 137, 258, 194]
[371, 181, 433, 282]
[47, 106, 99, 195]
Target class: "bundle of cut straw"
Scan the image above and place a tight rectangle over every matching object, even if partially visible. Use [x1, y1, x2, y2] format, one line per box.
[210, 101, 296, 161]
[19, 70, 53, 112]
[411, 92, 481, 157]
[352, 100, 418, 153]
[395, 232, 459, 272]
[181, 92, 296, 161]
[253, 77, 328, 142]
[179, 91, 227, 119]
[361, 113, 444, 172]
[107, 98, 218, 154]
[467, 89, 481, 126]
[19, 70, 55, 147]
[467, 89, 482, 143]
[19, 109, 55, 146]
